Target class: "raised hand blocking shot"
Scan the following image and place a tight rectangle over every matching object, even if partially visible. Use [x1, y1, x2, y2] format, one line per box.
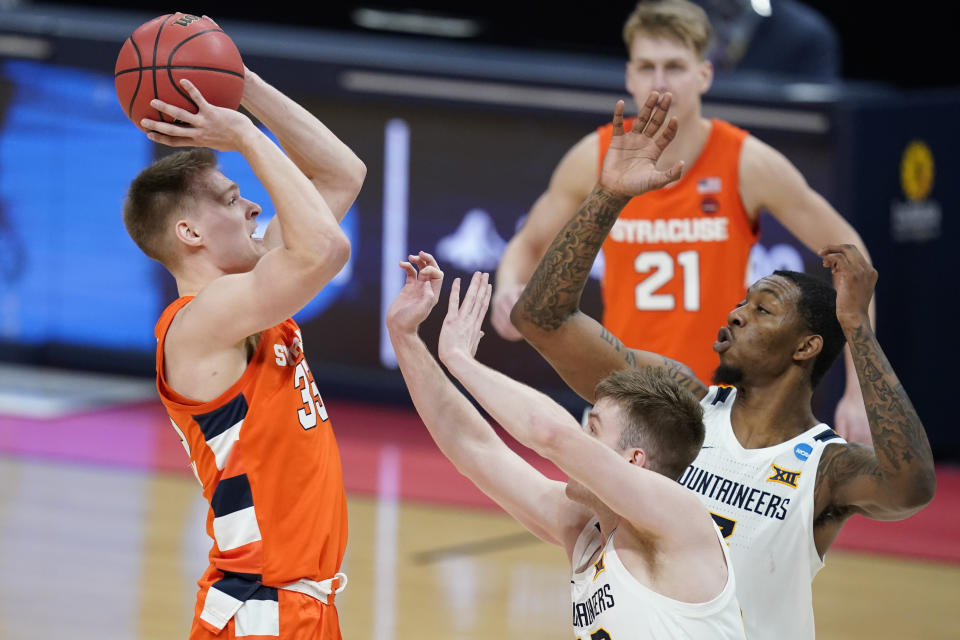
[386, 253, 747, 639]
[599, 94, 682, 198]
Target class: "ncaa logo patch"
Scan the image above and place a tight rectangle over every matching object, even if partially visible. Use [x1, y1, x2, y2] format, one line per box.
[794, 443, 813, 461]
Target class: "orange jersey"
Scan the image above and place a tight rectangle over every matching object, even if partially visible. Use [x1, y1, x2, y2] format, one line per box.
[155, 297, 348, 633]
[598, 118, 758, 381]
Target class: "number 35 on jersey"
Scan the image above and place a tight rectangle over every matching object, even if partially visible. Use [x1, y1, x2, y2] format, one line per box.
[274, 330, 329, 430]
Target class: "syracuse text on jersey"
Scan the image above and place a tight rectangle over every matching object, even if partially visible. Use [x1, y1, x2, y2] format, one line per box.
[608, 216, 730, 244]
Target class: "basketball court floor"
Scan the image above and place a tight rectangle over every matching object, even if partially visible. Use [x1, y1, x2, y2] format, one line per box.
[0, 364, 957, 639]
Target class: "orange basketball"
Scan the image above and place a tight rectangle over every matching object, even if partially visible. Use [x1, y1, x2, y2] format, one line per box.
[115, 13, 244, 132]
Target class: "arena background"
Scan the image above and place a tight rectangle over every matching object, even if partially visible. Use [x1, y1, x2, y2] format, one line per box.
[0, 2, 958, 638]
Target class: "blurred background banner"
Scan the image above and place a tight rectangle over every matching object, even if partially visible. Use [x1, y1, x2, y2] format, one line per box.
[0, 2, 957, 460]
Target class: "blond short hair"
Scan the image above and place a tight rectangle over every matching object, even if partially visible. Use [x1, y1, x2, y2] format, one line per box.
[595, 368, 705, 480]
[622, 0, 713, 59]
[122, 148, 217, 264]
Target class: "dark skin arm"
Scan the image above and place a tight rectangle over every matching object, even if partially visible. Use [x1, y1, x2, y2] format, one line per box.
[511, 93, 707, 403]
[812, 244, 936, 555]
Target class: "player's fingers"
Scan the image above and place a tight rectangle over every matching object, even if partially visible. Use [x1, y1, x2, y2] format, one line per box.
[818, 244, 858, 259]
[655, 116, 679, 150]
[820, 248, 851, 265]
[819, 254, 844, 272]
[149, 98, 197, 124]
[447, 278, 462, 315]
[178, 78, 210, 107]
[472, 273, 491, 320]
[658, 92, 673, 112]
[141, 119, 195, 138]
[634, 92, 660, 133]
[463, 271, 482, 314]
[419, 251, 438, 267]
[419, 265, 443, 281]
[641, 92, 671, 137]
[663, 161, 684, 183]
[479, 281, 493, 318]
[612, 100, 626, 136]
[399, 260, 418, 279]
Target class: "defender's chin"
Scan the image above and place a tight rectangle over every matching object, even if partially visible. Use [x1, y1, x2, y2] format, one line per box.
[712, 363, 744, 386]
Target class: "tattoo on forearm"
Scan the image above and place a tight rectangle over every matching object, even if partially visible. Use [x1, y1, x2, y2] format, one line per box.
[658, 356, 705, 396]
[849, 325, 931, 473]
[600, 327, 637, 367]
[818, 325, 934, 507]
[518, 187, 629, 330]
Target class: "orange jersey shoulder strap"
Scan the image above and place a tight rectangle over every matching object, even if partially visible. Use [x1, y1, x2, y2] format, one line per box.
[154, 295, 196, 406]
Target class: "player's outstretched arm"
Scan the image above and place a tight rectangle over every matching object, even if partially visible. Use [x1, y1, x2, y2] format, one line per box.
[814, 245, 936, 521]
[239, 68, 365, 222]
[142, 79, 349, 348]
[443, 272, 710, 543]
[492, 133, 596, 341]
[512, 94, 705, 402]
[386, 253, 590, 551]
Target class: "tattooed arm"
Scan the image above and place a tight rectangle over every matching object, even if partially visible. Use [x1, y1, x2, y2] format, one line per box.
[815, 246, 935, 533]
[511, 94, 706, 403]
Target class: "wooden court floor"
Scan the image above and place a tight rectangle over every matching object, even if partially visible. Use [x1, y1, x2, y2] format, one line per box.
[0, 456, 957, 639]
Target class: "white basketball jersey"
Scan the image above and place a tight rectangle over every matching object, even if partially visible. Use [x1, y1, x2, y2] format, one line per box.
[570, 518, 746, 640]
[681, 385, 846, 640]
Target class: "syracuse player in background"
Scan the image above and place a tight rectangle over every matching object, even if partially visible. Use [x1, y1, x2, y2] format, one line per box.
[491, 0, 874, 442]
[122, 64, 365, 638]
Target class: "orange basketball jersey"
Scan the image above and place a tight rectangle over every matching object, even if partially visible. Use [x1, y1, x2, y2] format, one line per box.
[155, 297, 348, 633]
[599, 118, 758, 381]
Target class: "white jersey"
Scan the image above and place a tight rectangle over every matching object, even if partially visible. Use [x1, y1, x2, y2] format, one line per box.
[680, 385, 846, 640]
[570, 518, 746, 640]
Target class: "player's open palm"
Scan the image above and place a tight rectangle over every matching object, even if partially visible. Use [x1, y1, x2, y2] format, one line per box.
[599, 92, 683, 198]
[439, 271, 491, 365]
[386, 252, 445, 335]
[140, 78, 256, 152]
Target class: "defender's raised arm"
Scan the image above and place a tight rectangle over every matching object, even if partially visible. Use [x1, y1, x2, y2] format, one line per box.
[511, 95, 705, 402]
[814, 245, 935, 523]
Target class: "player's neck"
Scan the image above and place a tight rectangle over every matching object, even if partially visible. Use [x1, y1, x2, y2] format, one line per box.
[172, 258, 229, 298]
[730, 378, 819, 448]
[173, 268, 217, 298]
[656, 116, 712, 174]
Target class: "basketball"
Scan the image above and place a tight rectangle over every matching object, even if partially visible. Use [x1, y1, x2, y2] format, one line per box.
[114, 13, 244, 132]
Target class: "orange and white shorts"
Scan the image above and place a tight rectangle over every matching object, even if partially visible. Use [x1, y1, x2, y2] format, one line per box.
[189, 573, 347, 639]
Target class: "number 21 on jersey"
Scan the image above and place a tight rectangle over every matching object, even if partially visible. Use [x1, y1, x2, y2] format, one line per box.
[634, 250, 700, 311]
